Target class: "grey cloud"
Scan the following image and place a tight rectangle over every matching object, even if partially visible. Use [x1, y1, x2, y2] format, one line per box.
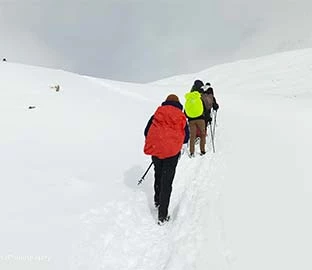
[1, 0, 312, 82]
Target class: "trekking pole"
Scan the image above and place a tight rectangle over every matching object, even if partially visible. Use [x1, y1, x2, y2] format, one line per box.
[212, 110, 218, 139]
[209, 122, 216, 153]
[137, 161, 153, 185]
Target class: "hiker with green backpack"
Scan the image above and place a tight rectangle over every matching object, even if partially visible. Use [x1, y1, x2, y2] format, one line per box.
[184, 80, 206, 157]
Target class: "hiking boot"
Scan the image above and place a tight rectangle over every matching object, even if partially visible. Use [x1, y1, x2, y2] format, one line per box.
[200, 151, 206, 156]
[158, 216, 170, 226]
[188, 152, 195, 158]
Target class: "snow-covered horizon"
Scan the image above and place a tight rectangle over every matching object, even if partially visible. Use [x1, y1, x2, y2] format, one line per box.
[1, 48, 311, 270]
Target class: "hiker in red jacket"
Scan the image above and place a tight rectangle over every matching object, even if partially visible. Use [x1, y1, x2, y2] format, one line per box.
[144, 94, 189, 225]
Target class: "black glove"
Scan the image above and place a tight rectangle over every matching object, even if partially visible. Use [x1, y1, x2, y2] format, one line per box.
[208, 116, 212, 124]
[213, 103, 219, 111]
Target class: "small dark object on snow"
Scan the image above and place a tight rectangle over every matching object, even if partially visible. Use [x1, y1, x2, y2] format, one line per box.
[28, 106, 36, 109]
[50, 84, 60, 92]
[2, 58, 7, 62]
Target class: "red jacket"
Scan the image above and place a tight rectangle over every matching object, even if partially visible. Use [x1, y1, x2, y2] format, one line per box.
[144, 103, 187, 159]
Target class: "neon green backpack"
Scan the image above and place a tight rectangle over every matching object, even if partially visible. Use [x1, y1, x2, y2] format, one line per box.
[184, 91, 204, 118]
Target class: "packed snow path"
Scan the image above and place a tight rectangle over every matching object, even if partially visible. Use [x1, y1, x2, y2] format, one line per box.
[70, 133, 231, 270]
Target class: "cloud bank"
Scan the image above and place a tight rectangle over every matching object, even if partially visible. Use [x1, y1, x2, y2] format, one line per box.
[1, 0, 312, 82]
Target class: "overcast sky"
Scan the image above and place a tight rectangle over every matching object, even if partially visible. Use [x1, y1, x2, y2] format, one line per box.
[1, 0, 312, 82]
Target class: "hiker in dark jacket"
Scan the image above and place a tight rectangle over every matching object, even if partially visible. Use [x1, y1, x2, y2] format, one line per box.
[202, 83, 219, 128]
[193, 82, 219, 147]
[144, 94, 189, 225]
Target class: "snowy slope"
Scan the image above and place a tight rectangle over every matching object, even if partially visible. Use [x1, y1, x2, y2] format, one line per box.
[1, 49, 312, 270]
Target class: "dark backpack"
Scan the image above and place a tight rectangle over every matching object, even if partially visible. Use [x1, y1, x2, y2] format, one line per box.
[201, 93, 213, 111]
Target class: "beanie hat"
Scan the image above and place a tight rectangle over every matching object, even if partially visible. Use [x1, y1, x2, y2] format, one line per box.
[194, 80, 204, 90]
[165, 94, 180, 103]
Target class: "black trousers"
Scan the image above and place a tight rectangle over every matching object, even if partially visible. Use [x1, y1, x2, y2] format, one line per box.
[152, 153, 180, 220]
